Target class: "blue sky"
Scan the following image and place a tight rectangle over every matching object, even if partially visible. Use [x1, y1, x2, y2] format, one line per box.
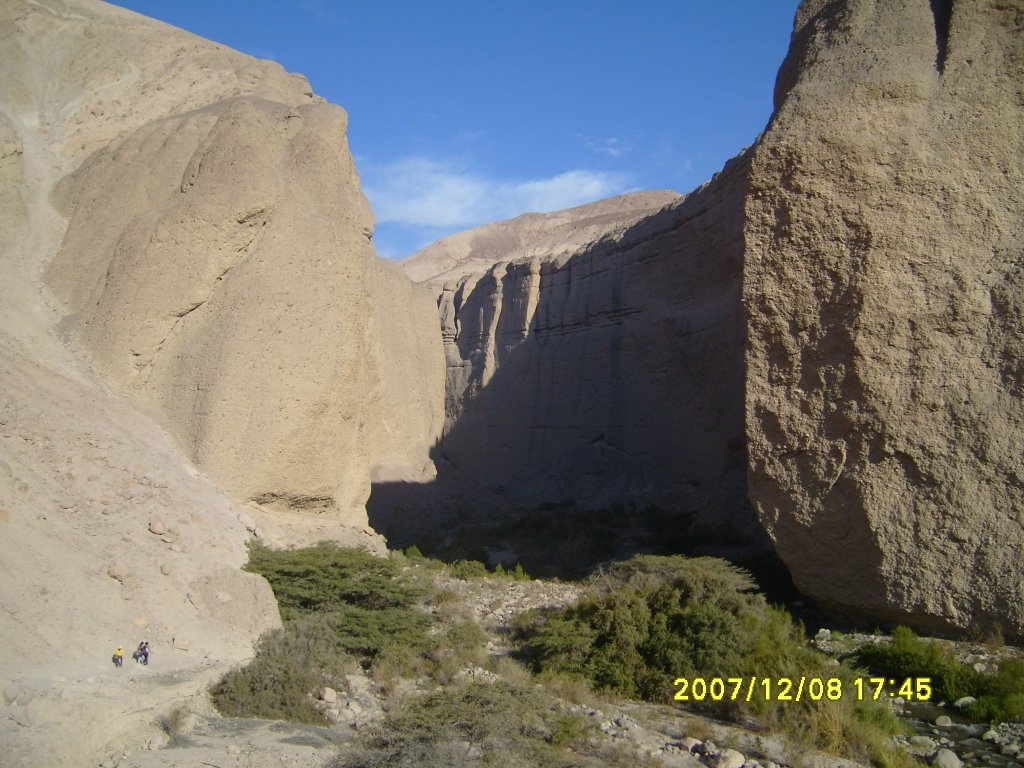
[110, 1, 801, 258]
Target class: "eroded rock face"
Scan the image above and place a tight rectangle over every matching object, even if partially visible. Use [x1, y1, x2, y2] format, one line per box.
[0, 1, 441, 763]
[397, 157, 757, 544]
[35, 1, 443, 524]
[744, 0, 1024, 636]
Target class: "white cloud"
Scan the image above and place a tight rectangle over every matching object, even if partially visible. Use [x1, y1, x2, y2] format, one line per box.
[578, 135, 632, 158]
[362, 157, 630, 230]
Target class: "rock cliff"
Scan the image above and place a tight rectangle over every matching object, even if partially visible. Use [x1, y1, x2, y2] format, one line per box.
[744, 0, 1024, 636]
[35, 1, 444, 524]
[398, 0, 1024, 637]
[0, 0, 442, 764]
[401, 190, 681, 288]
[393, 162, 759, 550]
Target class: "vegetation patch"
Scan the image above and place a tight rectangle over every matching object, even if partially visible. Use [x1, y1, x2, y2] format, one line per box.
[211, 543, 507, 721]
[853, 626, 1024, 723]
[331, 680, 584, 768]
[211, 616, 353, 724]
[514, 554, 912, 766]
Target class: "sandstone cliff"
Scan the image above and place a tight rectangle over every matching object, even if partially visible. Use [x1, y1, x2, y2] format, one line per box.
[0, 1, 442, 764]
[744, 0, 1024, 637]
[33, 1, 444, 524]
[392, 161, 760, 551]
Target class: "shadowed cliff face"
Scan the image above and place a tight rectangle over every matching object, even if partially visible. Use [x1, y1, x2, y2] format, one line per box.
[376, 151, 774, 571]
[745, 0, 1024, 637]
[438, 158, 749, 514]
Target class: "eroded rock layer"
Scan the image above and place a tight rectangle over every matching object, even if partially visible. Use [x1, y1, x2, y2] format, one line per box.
[37, 2, 444, 524]
[399, 160, 758, 545]
[744, 0, 1024, 636]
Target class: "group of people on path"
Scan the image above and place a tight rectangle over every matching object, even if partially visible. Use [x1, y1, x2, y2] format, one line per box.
[112, 641, 150, 668]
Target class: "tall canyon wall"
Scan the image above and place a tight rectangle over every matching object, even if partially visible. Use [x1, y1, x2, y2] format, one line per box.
[0, 2, 442, 764]
[744, 0, 1024, 635]
[32, 1, 445, 525]
[397, 169, 760, 547]
[404, 0, 1023, 637]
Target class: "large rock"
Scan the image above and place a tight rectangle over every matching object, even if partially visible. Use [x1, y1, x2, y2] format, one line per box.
[744, 0, 1024, 636]
[0, 1, 440, 765]
[35, 0, 443, 524]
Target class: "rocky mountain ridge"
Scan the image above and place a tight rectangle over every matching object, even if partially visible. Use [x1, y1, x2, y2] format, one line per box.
[400, 189, 681, 288]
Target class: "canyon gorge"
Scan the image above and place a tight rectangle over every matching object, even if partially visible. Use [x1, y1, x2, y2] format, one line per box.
[0, 0, 1021, 764]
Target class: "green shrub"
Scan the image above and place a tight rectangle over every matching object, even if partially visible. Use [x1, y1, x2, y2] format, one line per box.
[210, 617, 352, 723]
[332, 681, 584, 768]
[853, 626, 1024, 722]
[515, 554, 912, 766]
[245, 542, 432, 618]
[241, 542, 436, 667]
[519, 555, 759, 700]
[447, 559, 490, 580]
[213, 543, 441, 720]
[445, 620, 489, 660]
[315, 604, 433, 661]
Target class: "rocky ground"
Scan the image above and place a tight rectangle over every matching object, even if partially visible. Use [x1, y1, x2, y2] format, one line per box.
[26, 564, 1021, 768]
[72, 572, 862, 768]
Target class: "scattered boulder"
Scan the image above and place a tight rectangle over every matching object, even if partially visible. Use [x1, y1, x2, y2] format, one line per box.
[932, 748, 962, 768]
[678, 737, 701, 752]
[319, 687, 337, 704]
[715, 748, 746, 768]
[911, 735, 938, 751]
[106, 561, 129, 583]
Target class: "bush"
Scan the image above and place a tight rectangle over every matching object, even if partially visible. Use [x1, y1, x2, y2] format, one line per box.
[854, 627, 1024, 722]
[157, 704, 193, 746]
[332, 681, 584, 768]
[515, 554, 912, 766]
[447, 559, 490, 580]
[241, 542, 436, 667]
[212, 543, 442, 720]
[245, 542, 432, 617]
[211, 617, 352, 723]
[518, 555, 760, 700]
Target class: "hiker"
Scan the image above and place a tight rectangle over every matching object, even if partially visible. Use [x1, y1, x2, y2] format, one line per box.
[141, 641, 150, 665]
[133, 642, 147, 665]
[112, 645, 124, 668]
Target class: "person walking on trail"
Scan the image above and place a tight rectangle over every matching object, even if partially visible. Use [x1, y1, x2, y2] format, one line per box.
[112, 646, 124, 668]
[141, 641, 150, 665]
[133, 642, 147, 665]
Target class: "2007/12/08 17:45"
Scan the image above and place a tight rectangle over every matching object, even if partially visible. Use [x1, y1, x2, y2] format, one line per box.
[672, 676, 933, 703]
